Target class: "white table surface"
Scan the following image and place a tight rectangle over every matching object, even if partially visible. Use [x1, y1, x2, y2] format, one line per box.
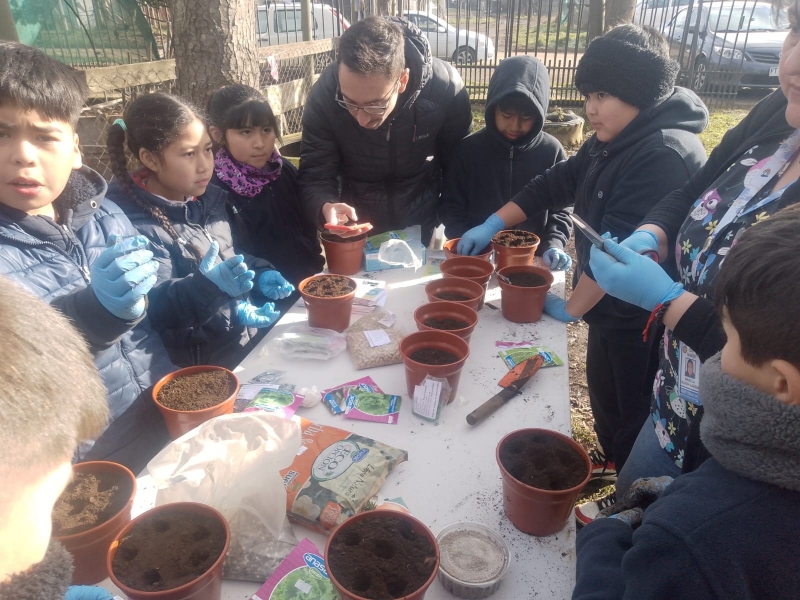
[101, 254, 575, 600]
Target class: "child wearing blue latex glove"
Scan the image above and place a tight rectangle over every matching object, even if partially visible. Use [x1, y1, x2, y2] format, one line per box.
[542, 247, 572, 271]
[237, 300, 281, 328]
[65, 586, 114, 600]
[544, 293, 580, 323]
[198, 241, 255, 296]
[258, 270, 295, 300]
[91, 234, 159, 320]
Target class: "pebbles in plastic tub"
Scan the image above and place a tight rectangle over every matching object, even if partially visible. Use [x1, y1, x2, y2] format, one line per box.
[437, 522, 511, 599]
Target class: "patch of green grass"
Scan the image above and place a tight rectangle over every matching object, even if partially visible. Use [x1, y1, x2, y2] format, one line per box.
[471, 104, 486, 130]
[698, 109, 749, 155]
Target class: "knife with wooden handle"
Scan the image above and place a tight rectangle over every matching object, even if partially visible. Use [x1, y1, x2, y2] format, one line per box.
[466, 354, 545, 426]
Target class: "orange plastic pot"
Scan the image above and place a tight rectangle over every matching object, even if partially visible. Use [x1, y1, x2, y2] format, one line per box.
[497, 265, 554, 323]
[399, 330, 470, 403]
[108, 502, 230, 600]
[414, 301, 479, 343]
[497, 429, 591, 536]
[491, 230, 540, 271]
[326, 511, 440, 600]
[321, 232, 366, 275]
[440, 256, 495, 310]
[153, 366, 239, 440]
[54, 461, 136, 585]
[443, 238, 492, 262]
[424, 277, 484, 312]
[299, 274, 357, 333]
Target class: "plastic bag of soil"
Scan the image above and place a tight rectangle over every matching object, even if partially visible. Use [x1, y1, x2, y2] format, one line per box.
[282, 417, 408, 533]
[148, 412, 302, 582]
[345, 309, 405, 370]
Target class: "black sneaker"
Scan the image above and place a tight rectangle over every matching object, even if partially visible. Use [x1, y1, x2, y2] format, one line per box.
[575, 491, 617, 527]
[588, 447, 617, 481]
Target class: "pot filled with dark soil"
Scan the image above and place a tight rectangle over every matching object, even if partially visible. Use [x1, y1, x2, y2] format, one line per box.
[496, 265, 554, 323]
[299, 274, 357, 332]
[424, 277, 484, 312]
[153, 366, 240, 439]
[440, 256, 495, 310]
[325, 511, 440, 600]
[53, 461, 136, 584]
[399, 330, 470, 403]
[443, 238, 492, 262]
[491, 230, 540, 271]
[108, 502, 230, 600]
[414, 301, 479, 343]
[496, 428, 591, 536]
[321, 231, 367, 276]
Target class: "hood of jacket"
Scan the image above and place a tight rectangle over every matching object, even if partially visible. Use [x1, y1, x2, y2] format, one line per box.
[387, 16, 433, 115]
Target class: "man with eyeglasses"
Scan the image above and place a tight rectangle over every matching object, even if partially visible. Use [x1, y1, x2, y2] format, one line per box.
[298, 16, 473, 244]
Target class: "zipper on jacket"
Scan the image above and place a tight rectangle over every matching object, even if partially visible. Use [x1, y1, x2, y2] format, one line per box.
[508, 147, 514, 200]
[387, 118, 398, 226]
[62, 223, 91, 281]
[1, 230, 92, 284]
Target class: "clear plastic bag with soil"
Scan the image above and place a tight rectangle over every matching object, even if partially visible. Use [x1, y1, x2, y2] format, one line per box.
[492, 230, 539, 248]
[499, 431, 587, 490]
[303, 275, 356, 298]
[409, 348, 459, 365]
[504, 272, 548, 287]
[156, 371, 235, 411]
[422, 317, 469, 331]
[53, 471, 133, 536]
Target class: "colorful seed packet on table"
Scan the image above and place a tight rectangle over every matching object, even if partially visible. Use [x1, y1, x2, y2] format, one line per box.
[242, 383, 302, 419]
[497, 346, 564, 369]
[323, 376, 383, 415]
[250, 538, 336, 600]
[344, 388, 401, 424]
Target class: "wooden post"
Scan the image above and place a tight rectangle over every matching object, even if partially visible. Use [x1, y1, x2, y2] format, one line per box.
[0, 0, 19, 42]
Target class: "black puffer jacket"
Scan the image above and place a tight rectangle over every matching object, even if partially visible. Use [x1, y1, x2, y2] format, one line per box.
[299, 17, 473, 243]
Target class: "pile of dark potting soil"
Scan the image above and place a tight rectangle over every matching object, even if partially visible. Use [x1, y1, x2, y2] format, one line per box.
[505, 272, 548, 287]
[410, 348, 459, 365]
[52, 472, 131, 536]
[435, 291, 470, 301]
[112, 508, 227, 592]
[327, 516, 437, 600]
[499, 432, 587, 490]
[423, 317, 469, 331]
[492, 230, 538, 248]
[303, 275, 355, 297]
[157, 370, 235, 411]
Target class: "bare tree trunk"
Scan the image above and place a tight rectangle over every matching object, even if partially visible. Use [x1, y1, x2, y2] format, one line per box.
[0, 0, 19, 42]
[604, 0, 635, 30]
[587, 0, 604, 41]
[171, 0, 259, 109]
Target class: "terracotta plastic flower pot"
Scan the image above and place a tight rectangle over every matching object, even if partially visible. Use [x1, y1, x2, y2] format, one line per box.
[299, 274, 357, 333]
[424, 277, 484, 312]
[152, 366, 239, 440]
[54, 461, 136, 585]
[414, 301, 479, 343]
[496, 429, 591, 537]
[443, 238, 493, 262]
[107, 502, 231, 600]
[440, 256, 495, 310]
[321, 232, 366, 275]
[399, 330, 470, 403]
[325, 511, 440, 600]
[491, 230, 540, 271]
[497, 265, 554, 323]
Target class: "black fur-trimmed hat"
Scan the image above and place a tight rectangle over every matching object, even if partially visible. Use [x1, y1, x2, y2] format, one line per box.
[575, 29, 679, 109]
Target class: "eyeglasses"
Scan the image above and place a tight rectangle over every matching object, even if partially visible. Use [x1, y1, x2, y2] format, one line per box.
[335, 78, 401, 116]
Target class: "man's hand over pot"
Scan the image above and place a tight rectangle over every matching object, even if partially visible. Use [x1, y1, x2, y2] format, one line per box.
[322, 202, 361, 238]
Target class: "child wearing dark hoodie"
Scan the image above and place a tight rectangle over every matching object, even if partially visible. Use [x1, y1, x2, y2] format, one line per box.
[440, 55, 573, 270]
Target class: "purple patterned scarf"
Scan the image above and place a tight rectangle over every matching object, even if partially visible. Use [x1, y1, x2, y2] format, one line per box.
[214, 146, 283, 198]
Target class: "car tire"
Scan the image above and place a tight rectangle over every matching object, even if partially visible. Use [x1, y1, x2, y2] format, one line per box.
[691, 57, 708, 92]
[453, 46, 477, 64]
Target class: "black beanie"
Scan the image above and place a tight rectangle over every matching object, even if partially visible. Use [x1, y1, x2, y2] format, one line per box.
[575, 36, 679, 108]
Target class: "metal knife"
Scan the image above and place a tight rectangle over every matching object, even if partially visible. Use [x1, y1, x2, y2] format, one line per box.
[572, 214, 659, 261]
[466, 355, 545, 426]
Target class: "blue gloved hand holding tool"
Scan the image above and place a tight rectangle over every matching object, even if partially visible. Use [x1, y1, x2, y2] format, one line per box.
[199, 240, 255, 297]
[237, 301, 281, 328]
[258, 270, 295, 300]
[457, 214, 505, 256]
[542, 247, 572, 271]
[91, 234, 159, 320]
[619, 230, 660, 261]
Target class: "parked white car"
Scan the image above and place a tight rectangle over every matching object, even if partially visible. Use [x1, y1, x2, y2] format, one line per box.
[404, 10, 495, 63]
[256, 2, 350, 47]
[634, 0, 693, 30]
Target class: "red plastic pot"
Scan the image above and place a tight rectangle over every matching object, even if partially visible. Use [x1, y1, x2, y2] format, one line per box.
[399, 330, 470, 403]
[497, 265, 554, 323]
[54, 461, 136, 585]
[440, 256, 495, 310]
[153, 366, 239, 440]
[299, 274, 357, 333]
[107, 502, 231, 600]
[497, 429, 591, 536]
[321, 232, 366, 275]
[424, 277, 484, 312]
[491, 230, 540, 271]
[414, 301, 479, 343]
[326, 511, 440, 600]
[443, 238, 492, 262]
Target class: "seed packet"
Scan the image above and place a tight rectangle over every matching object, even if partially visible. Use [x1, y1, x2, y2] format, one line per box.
[322, 376, 383, 415]
[244, 383, 302, 419]
[498, 346, 564, 369]
[250, 538, 336, 600]
[344, 388, 401, 424]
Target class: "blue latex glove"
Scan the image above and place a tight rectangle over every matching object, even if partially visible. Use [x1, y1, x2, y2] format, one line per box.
[91, 234, 158, 320]
[65, 586, 114, 600]
[198, 240, 254, 297]
[237, 300, 280, 328]
[544, 293, 580, 323]
[589, 238, 684, 312]
[258, 270, 295, 300]
[457, 213, 505, 256]
[543, 247, 572, 271]
[619, 230, 659, 256]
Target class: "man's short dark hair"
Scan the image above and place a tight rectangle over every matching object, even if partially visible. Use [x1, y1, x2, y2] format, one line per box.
[0, 277, 107, 476]
[714, 204, 800, 368]
[0, 42, 88, 127]
[337, 16, 405, 80]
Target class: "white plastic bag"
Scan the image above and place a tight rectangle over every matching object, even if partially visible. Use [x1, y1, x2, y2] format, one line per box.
[265, 325, 347, 360]
[147, 412, 302, 581]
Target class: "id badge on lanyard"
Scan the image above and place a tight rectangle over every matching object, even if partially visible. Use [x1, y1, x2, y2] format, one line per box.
[677, 342, 701, 405]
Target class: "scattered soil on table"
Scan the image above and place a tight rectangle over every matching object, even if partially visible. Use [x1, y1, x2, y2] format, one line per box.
[492, 230, 539, 248]
[303, 275, 356, 297]
[111, 508, 227, 592]
[328, 516, 437, 600]
[499, 431, 588, 490]
[157, 370, 234, 411]
[423, 317, 469, 331]
[409, 348, 459, 365]
[321, 231, 368, 243]
[505, 272, 547, 287]
[52, 471, 131, 536]
[435, 291, 470, 301]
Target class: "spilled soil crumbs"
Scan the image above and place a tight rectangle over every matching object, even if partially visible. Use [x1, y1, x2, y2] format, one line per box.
[157, 370, 234, 411]
[499, 431, 587, 491]
[303, 275, 356, 298]
[492, 230, 539, 248]
[409, 348, 459, 365]
[53, 471, 131, 536]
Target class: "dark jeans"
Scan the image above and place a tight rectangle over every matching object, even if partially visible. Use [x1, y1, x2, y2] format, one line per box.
[586, 324, 661, 472]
